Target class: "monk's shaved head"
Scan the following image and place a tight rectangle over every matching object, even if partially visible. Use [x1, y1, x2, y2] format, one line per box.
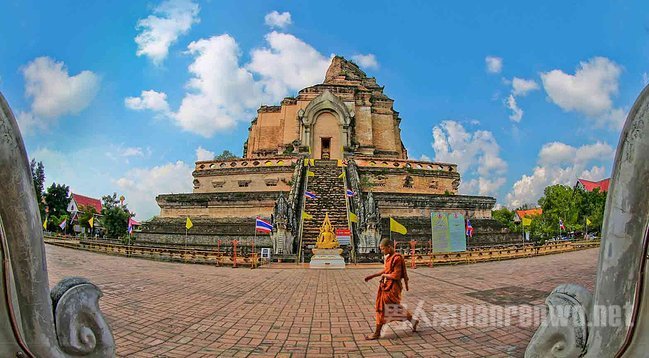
[380, 238, 393, 248]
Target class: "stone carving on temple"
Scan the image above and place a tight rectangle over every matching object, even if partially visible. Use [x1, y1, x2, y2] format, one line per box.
[358, 192, 382, 254]
[0, 92, 115, 357]
[271, 193, 295, 255]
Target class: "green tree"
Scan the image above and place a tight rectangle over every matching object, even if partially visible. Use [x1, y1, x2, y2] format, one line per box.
[77, 204, 98, 232]
[100, 193, 133, 239]
[576, 188, 607, 234]
[44, 183, 70, 220]
[491, 207, 520, 232]
[538, 184, 579, 233]
[30, 159, 46, 218]
[214, 150, 238, 160]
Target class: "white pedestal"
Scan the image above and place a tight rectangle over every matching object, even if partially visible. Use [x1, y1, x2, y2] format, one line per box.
[309, 248, 345, 269]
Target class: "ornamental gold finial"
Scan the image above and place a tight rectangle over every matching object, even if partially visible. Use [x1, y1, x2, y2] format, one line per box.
[315, 213, 339, 249]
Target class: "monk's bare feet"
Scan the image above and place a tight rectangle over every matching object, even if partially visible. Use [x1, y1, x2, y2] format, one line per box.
[411, 319, 419, 332]
[365, 333, 380, 340]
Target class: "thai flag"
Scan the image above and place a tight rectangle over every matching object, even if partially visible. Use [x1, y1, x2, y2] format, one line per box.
[466, 219, 474, 238]
[305, 191, 318, 199]
[346, 189, 356, 197]
[127, 219, 133, 234]
[559, 219, 566, 230]
[255, 217, 273, 233]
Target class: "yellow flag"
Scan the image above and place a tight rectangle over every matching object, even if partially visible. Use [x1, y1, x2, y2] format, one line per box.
[302, 211, 313, 220]
[186, 217, 193, 230]
[586, 218, 592, 226]
[43, 218, 47, 230]
[349, 212, 358, 223]
[307, 170, 315, 177]
[308, 146, 312, 155]
[88, 217, 94, 228]
[309, 159, 315, 166]
[337, 159, 343, 167]
[338, 171, 346, 179]
[389, 217, 407, 235]
[522, 217, 532, 227]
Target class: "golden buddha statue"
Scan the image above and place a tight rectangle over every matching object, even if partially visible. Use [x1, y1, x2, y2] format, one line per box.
[315, 213, 340, 249]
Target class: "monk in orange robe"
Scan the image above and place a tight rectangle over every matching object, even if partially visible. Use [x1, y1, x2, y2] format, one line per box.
[364, 238, 419, 340]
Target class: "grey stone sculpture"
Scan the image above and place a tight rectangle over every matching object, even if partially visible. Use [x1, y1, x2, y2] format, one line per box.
[526, 85, 649, 356]
[0, 92, 115, 357]
[272, 193, 294, 255]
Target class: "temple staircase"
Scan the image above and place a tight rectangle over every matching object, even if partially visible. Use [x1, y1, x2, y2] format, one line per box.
[300, 160, 350, 260]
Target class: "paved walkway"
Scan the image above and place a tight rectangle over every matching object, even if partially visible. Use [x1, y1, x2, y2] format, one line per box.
[45, 245, 599, 357]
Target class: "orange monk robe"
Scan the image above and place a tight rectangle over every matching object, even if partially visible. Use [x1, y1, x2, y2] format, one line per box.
[375, 253, 412, 325]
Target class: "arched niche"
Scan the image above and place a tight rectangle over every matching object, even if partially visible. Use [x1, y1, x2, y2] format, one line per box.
[298, 90, 353, 159]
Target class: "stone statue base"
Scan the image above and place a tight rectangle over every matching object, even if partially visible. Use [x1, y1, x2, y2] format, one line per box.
[309, 248, 345, 269]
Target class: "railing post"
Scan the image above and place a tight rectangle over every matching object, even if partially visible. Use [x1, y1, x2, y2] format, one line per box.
[232, 239, 238, 268]
[410, 240, 417, 269]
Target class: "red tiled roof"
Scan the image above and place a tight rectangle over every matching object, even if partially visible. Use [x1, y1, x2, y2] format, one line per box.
[577, 178, 610, 192]
[515, 208, 542, 219]
[71, 193, 102, 213]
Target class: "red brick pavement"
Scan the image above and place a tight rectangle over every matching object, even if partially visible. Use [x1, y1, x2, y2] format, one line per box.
[45, 245, 599, 357]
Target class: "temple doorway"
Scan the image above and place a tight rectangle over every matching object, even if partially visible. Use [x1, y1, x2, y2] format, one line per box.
[312, 112, 341, 160]
[321, 138, 331, 159]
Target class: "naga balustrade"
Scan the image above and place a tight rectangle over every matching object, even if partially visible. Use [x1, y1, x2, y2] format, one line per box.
[525, 85, 649, 357]
[0, 92, 115, 357]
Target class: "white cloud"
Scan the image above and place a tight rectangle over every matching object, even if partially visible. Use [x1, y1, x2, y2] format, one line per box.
[120, 147, 145, 157]
[512, 77, 539, 96]
[506, 141, 614, 208]
[125, 90, 171, 114]
[195, 146, 215, 161]
[506, 94, 523, 122]
[18, 57, 100, 133]
[247, 31, 331, 101]
[174, 34, 265, 136]
[351, 54, 379, 70]
[485, 56, 503, 74]
[127, 30, 331, 137]
[135, 0, 200, 65]
[432, 120, 507, 196]
[541, 57, 623, 129]
[504, 77, 539, 122]
[264, 11, 292, 29]
[116, 161, 193, 220]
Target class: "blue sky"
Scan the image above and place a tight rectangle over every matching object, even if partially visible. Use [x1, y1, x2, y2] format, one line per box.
[1, 0, 647, 219]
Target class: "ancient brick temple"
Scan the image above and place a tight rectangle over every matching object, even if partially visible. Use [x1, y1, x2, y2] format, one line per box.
[139, 56, 505, 260]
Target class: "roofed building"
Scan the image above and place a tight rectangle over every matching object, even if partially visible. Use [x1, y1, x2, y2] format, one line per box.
[575, 178, 610, 193]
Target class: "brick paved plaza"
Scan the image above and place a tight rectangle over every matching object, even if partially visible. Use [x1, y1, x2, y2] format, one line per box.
[45, 245, 599, 357]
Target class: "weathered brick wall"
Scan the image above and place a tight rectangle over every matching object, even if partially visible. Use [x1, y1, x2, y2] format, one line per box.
[138, 217, 273, 247]
[192, 158, 297, 194]
[355, 159, 460, 195]
[376, 217, 520, 248]
[157, 192, 282, 219]
[370, 192, 495, 219]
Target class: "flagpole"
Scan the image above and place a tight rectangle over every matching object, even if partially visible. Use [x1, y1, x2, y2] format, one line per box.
[389, 217, 392, 247]
[253, 217, 257, 269]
